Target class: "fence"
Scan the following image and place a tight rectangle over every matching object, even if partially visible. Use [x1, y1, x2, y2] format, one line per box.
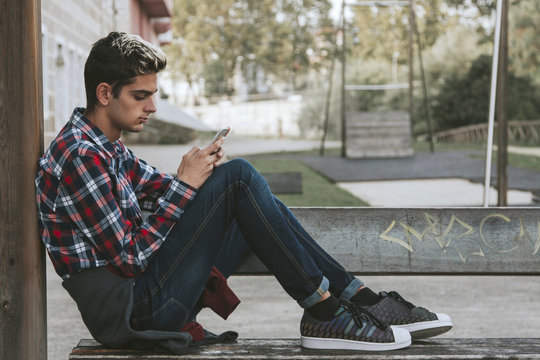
[433, 120, 540, 144]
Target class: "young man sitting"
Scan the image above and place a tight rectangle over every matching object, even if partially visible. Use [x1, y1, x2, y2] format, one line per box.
[35, 32, 452, 354]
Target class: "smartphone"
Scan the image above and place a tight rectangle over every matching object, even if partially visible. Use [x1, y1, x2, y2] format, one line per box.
[210, 127, 230, 155]
[211, 127, 230, 144]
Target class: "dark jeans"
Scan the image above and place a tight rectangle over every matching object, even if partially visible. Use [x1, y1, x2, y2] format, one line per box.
[131, 159, 362, 331]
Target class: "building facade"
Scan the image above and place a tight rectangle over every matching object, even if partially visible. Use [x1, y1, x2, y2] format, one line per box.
[41, 0, 173, 145]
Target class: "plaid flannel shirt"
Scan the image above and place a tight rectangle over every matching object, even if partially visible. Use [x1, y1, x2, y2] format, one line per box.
[35, 108, 197, 279]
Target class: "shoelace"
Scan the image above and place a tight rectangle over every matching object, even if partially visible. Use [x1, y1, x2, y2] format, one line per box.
[343, 300, 388, 330]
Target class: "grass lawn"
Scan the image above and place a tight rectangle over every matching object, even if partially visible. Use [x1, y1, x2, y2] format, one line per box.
[243, 157, 368, 207]
[506, 152, 540, 172]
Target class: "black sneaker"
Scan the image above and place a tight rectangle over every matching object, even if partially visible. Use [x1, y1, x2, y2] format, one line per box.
[300, 301, 411, 351]
[360, 291, 453, 339]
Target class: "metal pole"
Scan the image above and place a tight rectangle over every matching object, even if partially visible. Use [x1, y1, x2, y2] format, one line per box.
[412, 9, 434, 153]
[496, 0, 508, 206]
[482, 0, 504, 207]
[0, 0, 47, 359]
[340, 0, 347, 158]
[320, 12, 343, 157]
[320, 57, 334, 156]
[408, 0, 414, 137]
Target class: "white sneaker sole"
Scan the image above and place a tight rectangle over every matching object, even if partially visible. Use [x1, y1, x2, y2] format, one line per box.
[301, 326, 411, 351]
[393, 313, 453, 339]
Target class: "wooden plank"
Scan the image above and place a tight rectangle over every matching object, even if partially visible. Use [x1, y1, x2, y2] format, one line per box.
[0, 1, 47, 359]
[70, 338, 540, 359]
[345, 111, 413, 159]
[236, 207, 540, 275]
[262, 172, 302, 194]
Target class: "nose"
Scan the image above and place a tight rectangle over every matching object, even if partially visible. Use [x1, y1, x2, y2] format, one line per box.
[145, 96, 157, 113]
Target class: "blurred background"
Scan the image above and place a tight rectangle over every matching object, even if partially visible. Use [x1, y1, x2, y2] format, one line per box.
[42, 0, 540, 148]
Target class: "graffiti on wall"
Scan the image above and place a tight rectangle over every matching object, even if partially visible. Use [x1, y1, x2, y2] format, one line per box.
[379, 212, 540, 263]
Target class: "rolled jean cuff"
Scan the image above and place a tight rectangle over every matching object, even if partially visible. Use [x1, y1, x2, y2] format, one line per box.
[339, 278, 364, 301]
[298, 276, 329, 309]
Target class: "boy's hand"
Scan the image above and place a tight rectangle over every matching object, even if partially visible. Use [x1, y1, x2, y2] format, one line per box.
[212, 137, 227, 168]
[176, 139, 224, 189]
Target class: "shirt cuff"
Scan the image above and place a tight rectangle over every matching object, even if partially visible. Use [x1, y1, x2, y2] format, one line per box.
[157, 177, 198, 220]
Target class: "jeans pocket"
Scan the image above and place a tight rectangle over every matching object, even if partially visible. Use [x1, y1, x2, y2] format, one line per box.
[131, 297, 189, 332]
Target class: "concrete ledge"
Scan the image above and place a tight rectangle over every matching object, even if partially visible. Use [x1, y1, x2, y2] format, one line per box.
[70, 338, 540, 359]
[236, 207, 540, 275]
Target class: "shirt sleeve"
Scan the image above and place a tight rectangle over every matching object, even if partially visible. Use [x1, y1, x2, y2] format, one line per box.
[126, 149, 180, 212]
[56, 151, 197, 277]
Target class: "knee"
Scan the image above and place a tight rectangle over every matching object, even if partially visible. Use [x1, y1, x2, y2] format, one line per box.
[221, 158, 262, 185]
[225, 158, 256, 176]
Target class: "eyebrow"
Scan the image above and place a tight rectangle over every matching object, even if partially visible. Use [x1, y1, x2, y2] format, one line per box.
[130, 89, 158, 96]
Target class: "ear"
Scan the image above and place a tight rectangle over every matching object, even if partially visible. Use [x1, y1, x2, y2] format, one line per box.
[95, 82, 113, 106]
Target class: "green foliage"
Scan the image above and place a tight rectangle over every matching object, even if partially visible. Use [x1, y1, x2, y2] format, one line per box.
[444, 0, 496, 17]
[507, 152, 540, 172]
[348, 0, 449, 67]
[431, 55, 540, 131]
[165, 0, 334, 98]
[297, 87, 328, 138]
[441, 1, 540, 86]
[422, 25, 488, 86]
[297, 63, 342, 140]
[202, 60, 227, 97]
[510, 0, 540, 86]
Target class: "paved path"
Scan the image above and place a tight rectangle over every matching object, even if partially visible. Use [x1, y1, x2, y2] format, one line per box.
[283, 150, 540, 207]
[337, 178, 533, 207]
[290, 151, 540, 192]
[507, 145, 540, 157]
[47, 139, 540, 359]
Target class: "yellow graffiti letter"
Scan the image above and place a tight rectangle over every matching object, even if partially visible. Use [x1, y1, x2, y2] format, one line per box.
[380, 220, 414, 252]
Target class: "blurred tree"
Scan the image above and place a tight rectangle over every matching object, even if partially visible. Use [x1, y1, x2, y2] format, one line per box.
[431, 54, 540, 131]
[444, 0, 495, 17]
[271, 0, 333, 90]
[348, 0, 449, 78]
[410, 22, 489, 135]
[166, 0, 257, 97]
[422, 23, 487, 85]
[509, 0, 540, 86]
[202, 60, 227, 97]
[165, 0, 333, 100]
[165, 0, 213, 104]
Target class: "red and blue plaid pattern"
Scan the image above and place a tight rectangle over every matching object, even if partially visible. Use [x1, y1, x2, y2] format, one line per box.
[35, 108, 197, 279]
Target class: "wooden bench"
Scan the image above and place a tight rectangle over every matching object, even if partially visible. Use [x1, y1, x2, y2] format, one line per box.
[70, 338, 540, 359]
[70, 207, 540, 359]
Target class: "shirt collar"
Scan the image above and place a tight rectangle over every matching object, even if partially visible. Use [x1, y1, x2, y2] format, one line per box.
[70, 107, 120, 158]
